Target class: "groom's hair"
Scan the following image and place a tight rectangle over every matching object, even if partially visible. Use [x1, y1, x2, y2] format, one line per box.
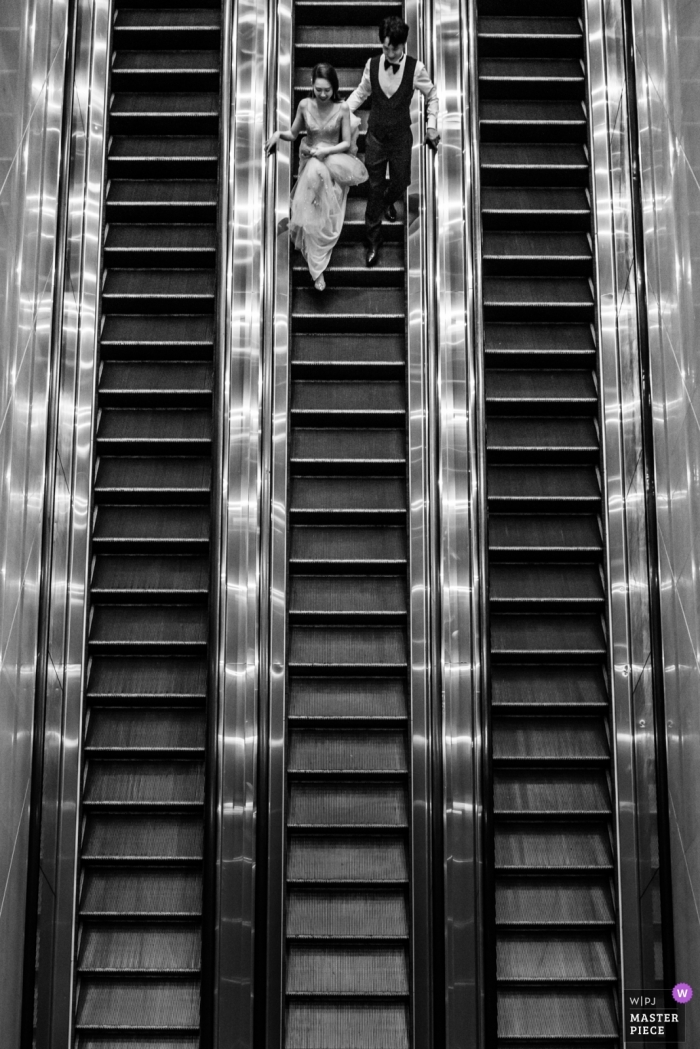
[379, 15, 409, 46]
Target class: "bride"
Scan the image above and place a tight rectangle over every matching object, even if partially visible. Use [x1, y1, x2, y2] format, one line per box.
[266, 63, 368, 290]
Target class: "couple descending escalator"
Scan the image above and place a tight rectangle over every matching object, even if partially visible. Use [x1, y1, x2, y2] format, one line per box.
[266, 15, 439, 288]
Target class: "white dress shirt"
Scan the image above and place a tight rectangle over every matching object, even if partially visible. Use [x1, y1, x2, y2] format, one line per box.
[346, 52, 439, 130]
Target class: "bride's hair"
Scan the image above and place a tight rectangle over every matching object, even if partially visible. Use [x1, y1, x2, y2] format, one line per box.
[310, 63, 341, 102]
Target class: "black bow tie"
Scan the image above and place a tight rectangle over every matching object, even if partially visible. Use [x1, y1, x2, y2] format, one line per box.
[384, 59, 402, 73]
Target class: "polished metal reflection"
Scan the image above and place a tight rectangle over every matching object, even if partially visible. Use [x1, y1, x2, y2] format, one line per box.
[27, 0, 112, 1043]
[584, 0, 661, 995]
[262, 0, 292, 1039]
[211, 0, 270, 1039]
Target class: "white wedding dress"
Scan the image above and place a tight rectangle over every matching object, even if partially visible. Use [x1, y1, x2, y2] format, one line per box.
[289, 103, 368, 280]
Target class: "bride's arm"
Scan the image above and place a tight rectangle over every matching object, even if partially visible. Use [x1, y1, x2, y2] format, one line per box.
[312, 103, 352, 159]
[265, 101, 306, 154]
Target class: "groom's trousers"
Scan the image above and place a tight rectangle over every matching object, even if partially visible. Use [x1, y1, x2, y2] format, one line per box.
[364, 128, 413, 248]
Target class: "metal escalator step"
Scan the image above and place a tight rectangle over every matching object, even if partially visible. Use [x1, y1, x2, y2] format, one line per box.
[487, 465, 599, 509]
[493, 719, 608, 761]
[479, 100, 586, 141]
[86, 709, 205, 752]
[294, 26, 378, 67]
[479, 0, 582, 14]
[485, 369, 597, 408]
[109, 135, 219, 178]
[285, 1002, 410, 1049]
[81, 869, 203, 918]
[286, 891, 409, 939]
[497, 934, 616, 981]
[495, 878, 615, 927]
[482, 231, 591, 272]
[84, 760, 204, 806]
[107, 180, 217, 222]
[292, 334, 405, 366]
[90, 605, 208, 652]
[103, 270, 216, 313]
[99, 363, 213, 405]
[483, 278, 593, 319]
[291, 429, 405, 470]
[114, 9, 221, 51]
[495, 823, 612, 871]
[479, 57, 584, 99]
[79, 925, 201, 973]
[290, 526, 407, 569]
[287, 947, 409, 995]
[87, 655, 207, 699]
[487, 418, 598, 461]
[481, 144, 589, 188]
[497, 989, 617, 1040]
[491, 665, 607, 708]
[292, 289, 404, 333]
[477, 17, 583, 58]
[490, 613, 605, 659]
[293, 379, 407, 411]
[288, 782, 408, 828]
[484, 321, 595, 364]
[489, 564, 604, 607]
[76, 978, 201, 1031]
[288, 678, 407, 721]
[97, 410, 211, 454]
[288, 731, 407, 773]
[95, 457, 211, 501]
[493, 771, 610, 813]
[101, 315, 215, 357]
[289, 626, 406, 669]
[287, 836, 408, 884]
[82, 815, 203, 861]
[112, 51, 220, 92]
[110, 93, 219, 134]
[488, 514, 601, 560]
[93, 506, 210, 552]
[91, 556, 209, 599]
[289, 576, 407, 619]
[290, 477, 406, 517]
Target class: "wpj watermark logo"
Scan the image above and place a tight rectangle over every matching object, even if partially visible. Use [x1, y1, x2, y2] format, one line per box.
[625, 984, 692, 1042]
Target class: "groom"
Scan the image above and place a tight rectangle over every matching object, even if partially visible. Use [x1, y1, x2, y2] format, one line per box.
[347, 15, 440, 266]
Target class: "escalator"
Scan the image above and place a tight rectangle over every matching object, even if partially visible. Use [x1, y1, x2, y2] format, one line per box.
[74, 0, 222, 1040]
[281, 0, 413, 1045]
[476, 0, 620, 1043]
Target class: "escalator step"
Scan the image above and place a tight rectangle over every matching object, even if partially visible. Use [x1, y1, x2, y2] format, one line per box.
[87, 655, 207, 699]
[91, 556, 209, 598]
[291, 429, 405, 464]
[290, 576, 407, 617]
[81, 869, 203, 917]
[488, 514, 602, 558]
[289, 626, 407, 668]
[290, 477, 406, 515]
[493, 772, 610, 813]
[288, 731, 407, 773]
[497, 934, 616, 980]
[86, 709, 205, 751]
[491, 665, 607, 707]
[79, 925, 201, 972]
[288, 783, 408, 828]
[489, 563, 604, 605]
[76, 978, 200, 1030]
[93, 506, 210, 551]
[287, 891, 409, 939]
[287, 837, 408, 884]
[90, 606, 208, 650]
[288, 678, 407, 720]
[290, 527, 407, 566]
[496, 990, 617, 1040]
[285, 1002, 410, 1049]
[495, 824, 612, 870]
[82, 815, 203, 861]
[495, 878, 615, 926]
[493, 717, 608, 760]
[287, 947, 409, 995]
[95, 457, 212, 501]
[490, 613, 605, 658]
[84, 761, 204, 805]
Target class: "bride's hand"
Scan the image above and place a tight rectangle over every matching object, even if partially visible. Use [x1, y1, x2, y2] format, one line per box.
[312, 145, 330, 160]
[265, 132, 281, 155]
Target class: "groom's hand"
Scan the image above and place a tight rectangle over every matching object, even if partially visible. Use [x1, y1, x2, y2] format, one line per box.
[425, 128, 440, 151]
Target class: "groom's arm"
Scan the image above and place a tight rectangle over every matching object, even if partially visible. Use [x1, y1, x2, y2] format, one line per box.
[414, 62, 439, 130]
[346, 59, 372, 113]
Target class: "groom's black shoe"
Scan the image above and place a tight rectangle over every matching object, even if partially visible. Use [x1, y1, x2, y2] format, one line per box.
[366, 246, 380, 267]
[385, 202, 397, 223]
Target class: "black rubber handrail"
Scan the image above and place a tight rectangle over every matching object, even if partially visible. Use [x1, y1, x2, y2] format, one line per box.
[621, 0, 676, 990]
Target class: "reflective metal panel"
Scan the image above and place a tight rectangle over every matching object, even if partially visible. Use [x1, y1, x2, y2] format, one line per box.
[212, 0, 269, 1039]
[0, 0, 71, 1038]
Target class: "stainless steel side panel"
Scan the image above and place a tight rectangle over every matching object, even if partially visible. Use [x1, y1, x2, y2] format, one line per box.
[212, 0, 270, 1040]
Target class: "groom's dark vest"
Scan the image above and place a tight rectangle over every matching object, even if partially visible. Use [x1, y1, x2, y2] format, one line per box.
[367, 53, 417, 140]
